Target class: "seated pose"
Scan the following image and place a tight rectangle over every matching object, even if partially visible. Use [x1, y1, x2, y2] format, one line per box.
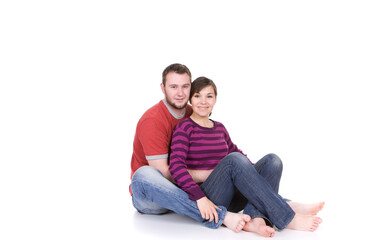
[169, 77, 324, 237]
[131, 64, 252, 232]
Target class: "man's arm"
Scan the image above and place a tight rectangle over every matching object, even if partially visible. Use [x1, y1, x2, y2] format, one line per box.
[148, 158, 174, 182]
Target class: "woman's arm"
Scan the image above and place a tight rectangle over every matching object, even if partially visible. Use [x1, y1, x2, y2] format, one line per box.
[169, 124, 220, 224]
[169, 127, 206, 200]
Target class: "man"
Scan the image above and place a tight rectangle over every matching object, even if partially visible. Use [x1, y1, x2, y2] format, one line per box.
[129, 63, 323, 236]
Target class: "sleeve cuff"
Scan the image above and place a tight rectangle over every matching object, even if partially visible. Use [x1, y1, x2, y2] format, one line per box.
[188, 186, 206, 201]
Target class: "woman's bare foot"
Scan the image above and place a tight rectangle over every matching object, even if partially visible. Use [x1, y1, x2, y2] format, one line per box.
[243, 217, 275, 238]
[223, 212, 251, 233]
[286, 213, 322, 232]
[288, 201, 325, 215]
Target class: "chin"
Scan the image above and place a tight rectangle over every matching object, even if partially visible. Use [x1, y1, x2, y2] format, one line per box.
[173, 102, 188, 109]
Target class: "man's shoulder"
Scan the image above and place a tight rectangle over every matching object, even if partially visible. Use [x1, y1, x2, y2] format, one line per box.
[138, 100, 165, 123]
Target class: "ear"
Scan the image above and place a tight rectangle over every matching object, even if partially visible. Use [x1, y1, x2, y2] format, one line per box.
[160, 83, 165, 95]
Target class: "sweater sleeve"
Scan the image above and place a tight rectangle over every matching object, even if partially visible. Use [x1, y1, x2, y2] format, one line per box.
[169, 125, 206, 201]
[222, 124, 253, 165]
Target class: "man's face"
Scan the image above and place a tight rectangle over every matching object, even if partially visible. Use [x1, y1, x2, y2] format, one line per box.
[161, 72, 191, 110]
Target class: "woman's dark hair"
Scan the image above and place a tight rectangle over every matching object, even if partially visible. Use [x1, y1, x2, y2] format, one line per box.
[189, 76, 217, 101]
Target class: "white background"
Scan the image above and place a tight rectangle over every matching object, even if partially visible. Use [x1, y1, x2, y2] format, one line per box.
[1, 1, 373, 239]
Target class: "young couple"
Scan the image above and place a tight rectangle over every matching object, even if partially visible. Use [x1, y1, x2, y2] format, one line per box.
[130, 63, 324, 237]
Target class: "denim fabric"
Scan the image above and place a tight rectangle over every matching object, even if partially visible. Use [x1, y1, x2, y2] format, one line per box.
[200, 152, 295, 230]
[131, 166, 227, 229]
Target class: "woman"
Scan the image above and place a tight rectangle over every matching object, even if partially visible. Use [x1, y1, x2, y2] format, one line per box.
[169, 77, 324, 237]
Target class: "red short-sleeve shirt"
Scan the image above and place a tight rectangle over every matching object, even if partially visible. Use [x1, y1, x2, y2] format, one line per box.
[130, 99, 192, 194]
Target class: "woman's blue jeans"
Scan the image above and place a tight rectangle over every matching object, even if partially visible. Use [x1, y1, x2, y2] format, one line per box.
[200, 152, 295, 230]
[131, 153, 294, 229]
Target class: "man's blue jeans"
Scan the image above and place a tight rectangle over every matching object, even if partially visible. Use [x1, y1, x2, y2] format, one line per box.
[131, 153, 294, 229]
[131, 166, 227, 229]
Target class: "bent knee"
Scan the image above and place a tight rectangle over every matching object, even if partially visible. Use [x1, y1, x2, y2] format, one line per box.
[132, 166, 162, 182]
[266, 153, 283, 170]
[224, 152, 253, 167]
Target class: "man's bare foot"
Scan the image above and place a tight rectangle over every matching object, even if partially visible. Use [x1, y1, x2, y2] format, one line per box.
[288, 201, 325, 215]
[243, 217, 275, 238]
[286, 213, 322, 232]
[223, 212, 251, 233]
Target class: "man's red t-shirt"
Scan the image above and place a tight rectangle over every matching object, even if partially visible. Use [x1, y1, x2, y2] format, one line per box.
[130, 99, 192, 194]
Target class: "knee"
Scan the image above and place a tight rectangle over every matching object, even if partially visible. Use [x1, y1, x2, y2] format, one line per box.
[132, 166, 162, 183]
[266, 153, 283, 171]
[224, 152, 253, 168]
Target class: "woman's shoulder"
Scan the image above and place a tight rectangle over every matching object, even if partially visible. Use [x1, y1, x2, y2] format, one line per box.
[175, 117, 195, 131]
[211, 119, 225, 128]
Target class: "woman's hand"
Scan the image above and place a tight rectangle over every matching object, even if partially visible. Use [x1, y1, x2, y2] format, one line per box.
[196, 197, 221, 223]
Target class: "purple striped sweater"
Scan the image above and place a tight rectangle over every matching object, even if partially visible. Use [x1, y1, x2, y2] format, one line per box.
[169, 117, 252, 200]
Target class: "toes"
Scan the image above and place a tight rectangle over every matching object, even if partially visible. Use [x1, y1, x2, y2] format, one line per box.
[314, 217, 322, 224]
[243, 215, 251, 222]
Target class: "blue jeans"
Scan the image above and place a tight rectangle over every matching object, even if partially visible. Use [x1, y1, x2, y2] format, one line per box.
[131, 153, 294, 229]
[200, 152, 295, 230]
[131, 166, 227, 229]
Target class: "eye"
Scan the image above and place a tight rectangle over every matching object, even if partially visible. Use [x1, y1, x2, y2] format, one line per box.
[193, 94, 200, 98]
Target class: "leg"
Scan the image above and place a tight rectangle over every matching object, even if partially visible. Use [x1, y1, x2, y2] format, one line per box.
[233, 154, 286, 223]
[254, 154, 325, 216]
[253, 153, 283, 193]
[200, 152, 295, 230]
[227, 189, 275, 237]
[131, 166, 226, 229]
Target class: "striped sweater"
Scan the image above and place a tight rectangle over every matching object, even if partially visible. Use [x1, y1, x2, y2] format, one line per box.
[169, 117, 252, 200]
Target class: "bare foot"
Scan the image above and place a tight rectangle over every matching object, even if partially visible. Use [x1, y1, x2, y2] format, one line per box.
[223, 212, 251, 233]
[288, 201, 325, 215]
[243, 217, 275, 238]
[286, 213, 322, 232]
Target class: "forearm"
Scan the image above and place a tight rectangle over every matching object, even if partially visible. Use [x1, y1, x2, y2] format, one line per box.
[188, 169, 213, 183]
[148, 158, 175, 183]
[161, 167, 175, 183]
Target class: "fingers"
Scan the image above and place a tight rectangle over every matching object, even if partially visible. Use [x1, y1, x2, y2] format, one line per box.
[201, 207, 218, 223]
[209, 211, 214, 222]
[214, 208, 219, 223]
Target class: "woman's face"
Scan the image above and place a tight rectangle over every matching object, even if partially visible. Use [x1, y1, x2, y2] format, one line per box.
[190, 85, 216, 118]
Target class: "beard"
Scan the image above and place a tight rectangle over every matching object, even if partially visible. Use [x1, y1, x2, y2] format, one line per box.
[164, 93, 188, 110]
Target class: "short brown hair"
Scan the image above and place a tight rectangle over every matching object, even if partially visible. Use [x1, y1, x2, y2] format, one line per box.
[162, 63, 192, 86]
[190, 76, 217, 101]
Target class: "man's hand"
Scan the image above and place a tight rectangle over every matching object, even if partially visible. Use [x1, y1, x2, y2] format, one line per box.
[196, 197, 221, 223]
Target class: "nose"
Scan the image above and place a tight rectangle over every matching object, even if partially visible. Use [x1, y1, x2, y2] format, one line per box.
[177, 87, 183, 96]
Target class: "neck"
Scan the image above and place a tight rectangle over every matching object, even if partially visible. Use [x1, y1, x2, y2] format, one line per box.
[190, 113, 212, 128]
[163, 99, 185, 119]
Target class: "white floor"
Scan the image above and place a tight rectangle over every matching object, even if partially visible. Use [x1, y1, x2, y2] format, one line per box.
[125, 169, 373, 240]
[126, 190, 371, 240]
